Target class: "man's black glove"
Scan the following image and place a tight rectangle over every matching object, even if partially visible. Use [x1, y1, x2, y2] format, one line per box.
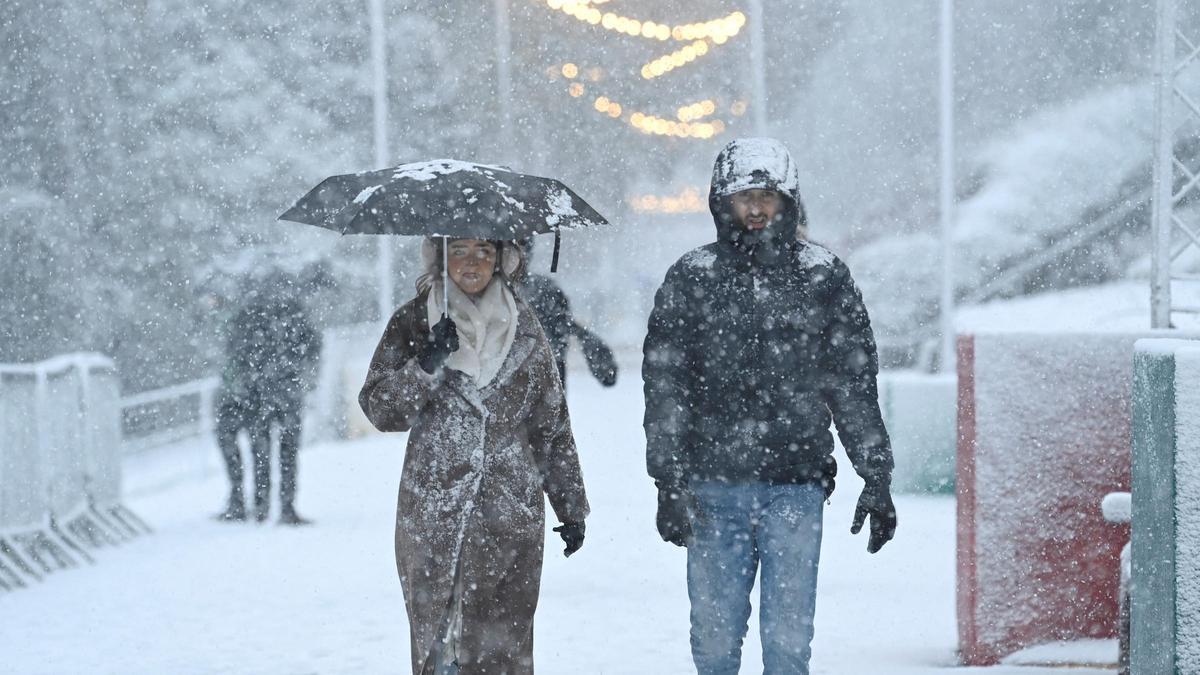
[850, 479, 897, 554]
[417, 315, 459, 374]
[656, 482, 693, 547]
[552, 521, 585, 557]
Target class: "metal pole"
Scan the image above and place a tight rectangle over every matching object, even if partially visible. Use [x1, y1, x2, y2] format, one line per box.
[748, 0, 768, 136]
[369, 0, 394, 321]
[938, 0, 956, 372]
[1151, 0, 1176, 329]
[494, 0, 515, 162]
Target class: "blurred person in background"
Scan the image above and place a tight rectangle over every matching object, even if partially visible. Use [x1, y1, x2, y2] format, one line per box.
[515, 237, 618, 391]
[214, 270, 322, 525]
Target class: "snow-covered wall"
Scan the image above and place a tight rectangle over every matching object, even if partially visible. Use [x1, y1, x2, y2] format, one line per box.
[0, 354, 122, 531]
[955, 332, 1190, 665]
[879, 372, 956, 494]
[1130, 339, 1200, 674]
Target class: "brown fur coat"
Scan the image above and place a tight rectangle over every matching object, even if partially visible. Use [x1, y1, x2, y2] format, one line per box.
[359, 290, 589, 674]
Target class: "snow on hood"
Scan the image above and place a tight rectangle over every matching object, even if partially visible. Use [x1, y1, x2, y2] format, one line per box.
[707, 137, 808, 247]
[708, 137, 802, 203]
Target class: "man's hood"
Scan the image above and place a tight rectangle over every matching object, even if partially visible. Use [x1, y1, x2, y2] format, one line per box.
[708, 138, 808, 258]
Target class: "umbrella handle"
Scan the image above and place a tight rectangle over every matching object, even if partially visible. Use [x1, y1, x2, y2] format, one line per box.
[551, 229, 562, 273]
[442, 236, 450, 317]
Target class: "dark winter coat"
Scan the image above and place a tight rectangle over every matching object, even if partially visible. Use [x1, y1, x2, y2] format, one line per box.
[217, 294, 321, 419]
[518, 274, 619, 389]
[643, 138, 893, 494]
[359, 291, 589, 675]
[519, 274, 573, 383]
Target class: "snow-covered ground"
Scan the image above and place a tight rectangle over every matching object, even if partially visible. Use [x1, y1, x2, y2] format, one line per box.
[2, 371, 1112, 674]
[958, 279, 1200, 333]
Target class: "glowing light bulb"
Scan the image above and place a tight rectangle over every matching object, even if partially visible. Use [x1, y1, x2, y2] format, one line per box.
[562, 63, 579, 79]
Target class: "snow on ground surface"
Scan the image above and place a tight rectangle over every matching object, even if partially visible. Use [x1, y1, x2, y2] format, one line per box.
[958, 280, 1200, 334]
[2, 370, 1113, 674]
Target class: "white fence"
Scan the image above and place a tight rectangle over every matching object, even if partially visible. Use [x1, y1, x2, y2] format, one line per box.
[116, 323, 379, 456]
[0, 353, 149, 591]
[119, 376, 219, 454]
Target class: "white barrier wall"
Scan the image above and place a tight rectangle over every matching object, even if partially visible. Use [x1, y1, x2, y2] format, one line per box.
[1131, 339, 1200, 674]
[878, 371, 956, 494]
[307, 321, 379, 442]
[0, 354, 122, 532]
[0, 371, 43, 532]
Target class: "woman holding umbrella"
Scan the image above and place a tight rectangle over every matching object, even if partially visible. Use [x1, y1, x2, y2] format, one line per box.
[358, 235, 589, 675]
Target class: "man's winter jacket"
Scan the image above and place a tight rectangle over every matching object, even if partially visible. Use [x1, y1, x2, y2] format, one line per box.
[643, 138, 893, 494]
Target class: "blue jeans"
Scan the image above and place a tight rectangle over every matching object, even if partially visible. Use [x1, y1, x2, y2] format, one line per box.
[687, 481, 825, 675]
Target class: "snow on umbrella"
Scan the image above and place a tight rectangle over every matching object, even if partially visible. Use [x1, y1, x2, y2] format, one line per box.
[280, 158, 607, 258]
[279, 159, 609, 314]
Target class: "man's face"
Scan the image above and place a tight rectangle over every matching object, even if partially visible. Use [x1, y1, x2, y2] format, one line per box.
[446, 239, 498, 296]
[729, 189, 785, 231]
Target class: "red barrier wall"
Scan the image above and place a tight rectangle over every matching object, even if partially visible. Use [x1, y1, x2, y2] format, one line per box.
[956, 333, 1134, 665]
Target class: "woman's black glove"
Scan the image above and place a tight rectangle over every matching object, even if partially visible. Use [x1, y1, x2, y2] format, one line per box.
[656, 482, 692, 547]
[552, 521, 585, 557]
[418, 315, 459, 374]
[851, 478, 897, 554]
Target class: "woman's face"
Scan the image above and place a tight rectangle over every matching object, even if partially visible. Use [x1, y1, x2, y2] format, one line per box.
[446, 239, 498, 296]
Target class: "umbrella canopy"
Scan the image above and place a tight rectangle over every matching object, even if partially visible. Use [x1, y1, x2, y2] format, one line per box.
[278, 159, 609, 240]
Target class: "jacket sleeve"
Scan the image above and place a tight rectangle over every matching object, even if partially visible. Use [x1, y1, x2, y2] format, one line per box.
[822, 260, 894, 486]
[642, 266, 693, 487]
[527, 332, 590, 525]
[358, 303, 441, 433]
[296, 312, 323, 392]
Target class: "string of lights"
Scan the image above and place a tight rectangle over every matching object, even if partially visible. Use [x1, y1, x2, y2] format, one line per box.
[534, 0, 751, 142]
[629, 111, 725, 139]
[641, 40, 710, 80]
[677, 99, 717, 122]
[552, 63, 745, 140]
[542, 0, 746, 44]
[628, 186, 709, 214]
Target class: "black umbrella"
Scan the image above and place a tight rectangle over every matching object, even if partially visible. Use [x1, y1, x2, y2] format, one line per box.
[280, 159, 610, 316]
[279, 159, 609, 274]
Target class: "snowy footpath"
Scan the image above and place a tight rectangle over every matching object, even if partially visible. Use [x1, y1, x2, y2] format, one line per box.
[2, 373, 1111, 674]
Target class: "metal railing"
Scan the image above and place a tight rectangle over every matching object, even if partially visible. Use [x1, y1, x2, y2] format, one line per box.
[0, 353, 150, 591]
[119, 377, 219, 454]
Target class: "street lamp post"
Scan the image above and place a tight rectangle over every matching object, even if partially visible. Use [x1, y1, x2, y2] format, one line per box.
[748, 0, 768, 136]
[494, 0, 515, 162]
[938, 0, 956, 373]
[369, 0, 393, 321]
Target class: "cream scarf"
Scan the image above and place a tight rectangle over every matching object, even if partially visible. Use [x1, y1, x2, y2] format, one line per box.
[426, 278, 519, 389]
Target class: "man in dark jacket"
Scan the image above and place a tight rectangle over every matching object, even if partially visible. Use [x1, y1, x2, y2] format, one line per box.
[214, 280, 321, 525]
[643, 138, 896, 674]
